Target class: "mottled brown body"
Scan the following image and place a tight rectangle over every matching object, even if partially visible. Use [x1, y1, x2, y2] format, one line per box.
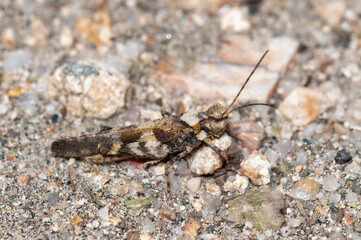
[51, 51, 271, 165]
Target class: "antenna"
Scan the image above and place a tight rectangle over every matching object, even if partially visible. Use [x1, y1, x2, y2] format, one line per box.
[223, 50, 269, 116]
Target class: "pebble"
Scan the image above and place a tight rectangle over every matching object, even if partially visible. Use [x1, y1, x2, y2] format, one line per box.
[335, 149, 352, 164]
[172, 0, 242, 13]
[315, 0, 346, 27]
[225, 187, 284, 230]
[17, 174, 30, 186]
[278, 87, 324, 126]
[46, 192, 59, 206]
[2, 27, 16, 47]
[323, 175, 340, 192]
[153, 164, 166, 176]
[290, 179, 319, 201]
[345, 191, 358, 203]
[3, 50, 32, 73]
[159, 63, 279, 104]
[142, 217, 156, 233]
[240, 152, 271, 185]
[201, 192, 222, 222]
[168, 172, 183, 195]
[24, 15, 50, 47]
[219, 7, 251, 33]
[124, 198, 151, 216]
[192, 199, 204, 211]
[49, 61, 129, 119]
[206, 184, 222, 197]
[59, 26, 74, 48]
[223, 174, 249, 192]
[329, 193, 341, 203]
[218, 35, 299, 74]
[116, 41, 144, 60]
[183, 217, 201, 238]
[227, 121, 265, 151]
[187, 177, 202, 193]
[0, 95, 9, 115]
[188, 134, 232, 175]
[75, 11, 111, 48]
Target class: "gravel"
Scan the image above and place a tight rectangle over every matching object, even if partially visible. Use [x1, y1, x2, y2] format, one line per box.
[1, 0, 360, 239]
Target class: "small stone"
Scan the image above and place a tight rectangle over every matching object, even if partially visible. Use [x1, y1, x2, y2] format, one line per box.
[159, 209, 176, 221]
[290, 179, 319, 201]
[206, 184, 221, 197]
[228, 121, 265, 151]
[76, 11, 111, 48]
[278, 87, 324, 126]
[116, 41, 144, 60]
[142, 217, 156, 233]
[46, 192, 59, 206]
[128, 181, 144, 197]
[219, 7, 251, 33]
[189, 134, 232, 175]
[240, 152, 271, 185]
[218, 35, 299, 74]
[192, 199, 204, 211]
[17, 174, 30, 185]
[97, 206, 109, 220]
[2, 27, 16, 47]
[187, 177, 202, 193]
[171, 0, 242, 13]
[153, 164, 166, 175]
[24, 15, 50, 47]
[323, 175, 340, 192]
[223, 174, 249, 192]
[169, 172, 183, 195]
[183, 217, 201, 238]
[0, 103, 9, 115]
[344, 214, 354, 225]
[59, 26, 74, 48]
[335, 149, 352, 164]
[140, 234, 151, 240]
[315, 0, 346, 27]
[159, 63, 279, 105]
[345, 191, 358, 203]
[201, 192, 222, 222]
[329, 193, 341, 203]
[71, 215, 83, 225]
[277, 162, 293, 176]
[295, 165, 303, 173]
[225, 187, 284, 230]
[49, 61, 129, 119]
[3, 50, 32, 73]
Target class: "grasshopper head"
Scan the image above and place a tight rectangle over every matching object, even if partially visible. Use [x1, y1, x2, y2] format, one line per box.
[206, 103, 227, 138]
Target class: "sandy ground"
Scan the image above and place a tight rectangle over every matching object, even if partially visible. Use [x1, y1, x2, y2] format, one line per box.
[1, 0, 360, 239]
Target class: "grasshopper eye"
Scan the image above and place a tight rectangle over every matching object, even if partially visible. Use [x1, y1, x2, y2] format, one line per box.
[207, 103, 225, 119]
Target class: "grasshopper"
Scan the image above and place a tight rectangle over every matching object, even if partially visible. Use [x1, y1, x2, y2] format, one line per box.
[51, 50, 273, 167]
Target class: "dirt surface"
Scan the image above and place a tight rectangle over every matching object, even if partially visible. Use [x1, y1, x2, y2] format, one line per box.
[1, 0, 360, 239]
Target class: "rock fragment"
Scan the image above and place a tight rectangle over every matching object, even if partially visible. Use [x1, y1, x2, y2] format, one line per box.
[240, 152, 271, 185]
[290, 179, 319, 201]
[218, 35, 299, 74]
[334, 149, 352, 164]
[219, 7, 251, 33]
[315, 0, 346, 27]
[323, 175, 340, 192]
[49, 61, 129, 119]
[76, 11, 111, 48]
[188, 134, 232, 175]
[228, 121, 265, 151]
[278, 87, 324, 126]
[224, 187, 284, 230]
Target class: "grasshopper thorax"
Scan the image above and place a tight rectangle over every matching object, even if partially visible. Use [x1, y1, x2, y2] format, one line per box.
[205, 103, 227, 138]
